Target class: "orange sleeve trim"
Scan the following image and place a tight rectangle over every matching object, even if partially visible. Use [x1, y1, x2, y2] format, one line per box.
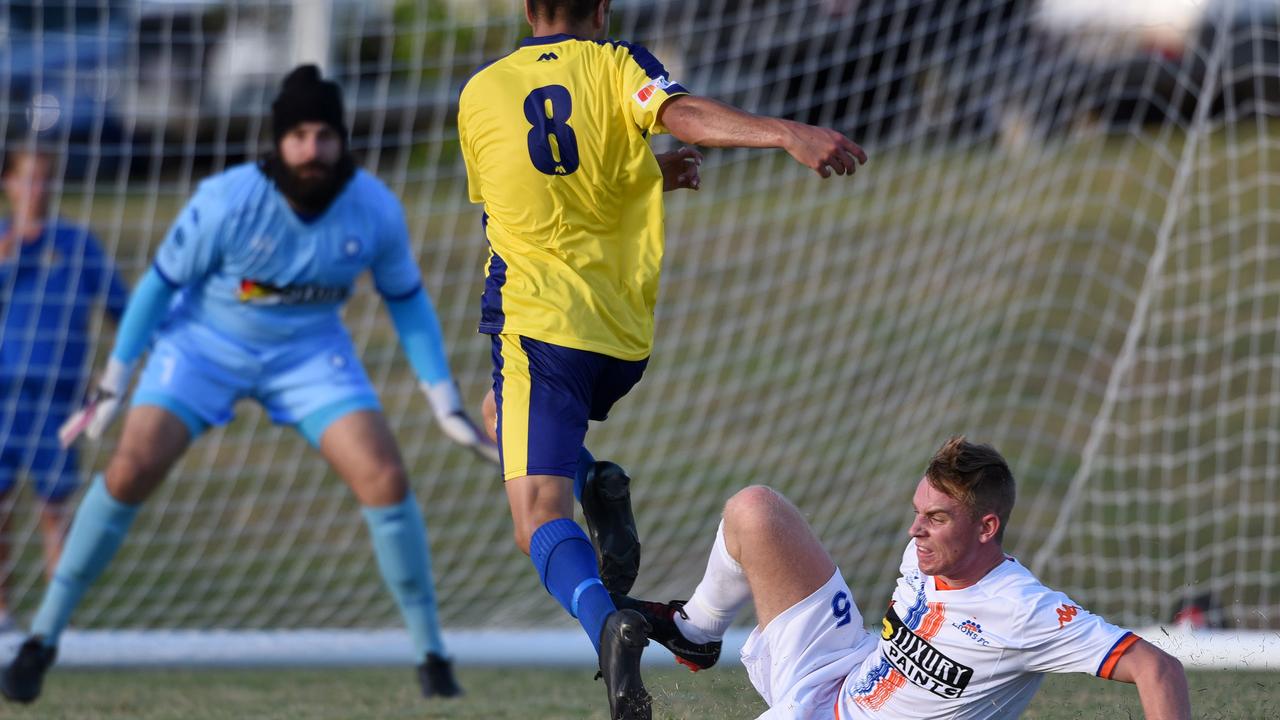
[834, 695, 841, 720]
[1098, 633, 1140, 679]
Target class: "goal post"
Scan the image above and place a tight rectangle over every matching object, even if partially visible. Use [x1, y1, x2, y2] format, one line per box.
[1, 0, 1278, 669]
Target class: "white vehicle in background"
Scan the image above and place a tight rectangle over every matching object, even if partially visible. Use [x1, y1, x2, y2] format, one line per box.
[1029, 0, 1280, 133]
[130, 0, 405, 154]
[1, 0, 413, 172]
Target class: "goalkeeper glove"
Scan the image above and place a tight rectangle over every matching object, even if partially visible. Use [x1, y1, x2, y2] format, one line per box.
[421, 380, 500, 466]
[58, 358, 133, 448]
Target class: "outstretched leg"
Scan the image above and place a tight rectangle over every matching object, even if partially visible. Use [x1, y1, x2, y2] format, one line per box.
[486, 387, 634, 594]
[507, 474, 650, 719]
[721, 485, 836, 629]
[619, 485, 837, 672]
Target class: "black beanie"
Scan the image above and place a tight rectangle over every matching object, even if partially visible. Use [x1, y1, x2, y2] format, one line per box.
[271, 65, 348, 144]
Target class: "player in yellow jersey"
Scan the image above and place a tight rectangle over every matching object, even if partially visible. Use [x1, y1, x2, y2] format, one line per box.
[458, 2, 866, 718]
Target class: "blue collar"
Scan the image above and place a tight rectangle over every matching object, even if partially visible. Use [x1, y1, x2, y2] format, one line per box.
[520, 33, 583, 47]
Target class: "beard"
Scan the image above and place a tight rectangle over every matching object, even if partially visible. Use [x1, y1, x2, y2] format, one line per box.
[261, 151, 356, 214]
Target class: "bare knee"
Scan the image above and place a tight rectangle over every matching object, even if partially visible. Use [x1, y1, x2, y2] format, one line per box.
[722, 485, 809, 554]
[505, 474, 574, 558]
[105, 448, 171, 505]
[355, 463, 409, 507]
[724, 485, 790, 533]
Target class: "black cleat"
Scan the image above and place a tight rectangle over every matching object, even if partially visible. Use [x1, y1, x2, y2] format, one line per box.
[581, 461, 641, 595]
[0, 636, 56, 704]
[417, 652, 463, 698]
[598, 609, 652, 720]
[612, 595, 722, 672]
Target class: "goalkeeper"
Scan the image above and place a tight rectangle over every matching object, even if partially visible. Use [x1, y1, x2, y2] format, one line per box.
[1, 65, 496, 705]
[459, 1, 866, 718]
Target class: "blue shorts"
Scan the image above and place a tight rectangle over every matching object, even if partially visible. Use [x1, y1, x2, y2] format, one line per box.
[133, 320, 381, 445]
[491, 334, 647, 481]
[0, 377, 82, 502]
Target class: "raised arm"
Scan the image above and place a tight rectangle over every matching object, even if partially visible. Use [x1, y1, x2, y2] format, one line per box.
[1108, 638, 1190, 720]
[657, 95, 867, 178]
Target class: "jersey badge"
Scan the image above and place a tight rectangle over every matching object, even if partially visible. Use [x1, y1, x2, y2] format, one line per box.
[633, 76, 673, 108]
[952, 618, 991, 646]
[341, 236, 363, 260]
[537, 52, 559, 62]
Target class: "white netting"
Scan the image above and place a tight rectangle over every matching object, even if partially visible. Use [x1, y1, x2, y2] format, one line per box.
[1, 0, 1277, 657]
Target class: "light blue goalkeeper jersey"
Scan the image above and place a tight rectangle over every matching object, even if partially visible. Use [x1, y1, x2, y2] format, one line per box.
[153, 163, 421, 348]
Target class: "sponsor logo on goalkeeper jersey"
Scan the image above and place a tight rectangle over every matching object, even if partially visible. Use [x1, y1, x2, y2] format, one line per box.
[633, 76, 673, 108]
[881, 606, 974, 698]
[238, 278, 350, 305]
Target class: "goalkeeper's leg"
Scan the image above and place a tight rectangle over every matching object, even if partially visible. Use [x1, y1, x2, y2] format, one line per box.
[3, 406, 191, 704]
[315, 408, 461, 698]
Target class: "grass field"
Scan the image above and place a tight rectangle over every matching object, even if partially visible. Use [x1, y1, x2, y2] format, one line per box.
[13, 124, 1278, 636]
[2, 666, 1275, 719]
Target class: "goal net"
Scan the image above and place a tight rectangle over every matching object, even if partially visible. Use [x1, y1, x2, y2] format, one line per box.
[1, 0, 1277, 668]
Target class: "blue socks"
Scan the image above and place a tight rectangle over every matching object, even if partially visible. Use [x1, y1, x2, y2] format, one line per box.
[32, 475, 139, 646]
[573, 446, 595, 503]
[529, 518, 615, 654]
[362, 493, 445, 659]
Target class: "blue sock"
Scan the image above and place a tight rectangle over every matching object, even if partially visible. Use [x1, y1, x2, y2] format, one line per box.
[529, 518, 615, 654]
[362, 493, 445, 659]
[32, 475, 139, 646]
[573, 446, 595, 504]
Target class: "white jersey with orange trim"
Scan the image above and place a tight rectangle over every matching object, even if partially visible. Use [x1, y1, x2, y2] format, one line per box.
[837, 541, 1136, 719]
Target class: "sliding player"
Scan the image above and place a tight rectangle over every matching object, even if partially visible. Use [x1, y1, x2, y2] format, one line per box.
[616, 437, 1191, 719]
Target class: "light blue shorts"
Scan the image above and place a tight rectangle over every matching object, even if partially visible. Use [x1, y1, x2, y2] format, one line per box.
[132, 321, 381, 445]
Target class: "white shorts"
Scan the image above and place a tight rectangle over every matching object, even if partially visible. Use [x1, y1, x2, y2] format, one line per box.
[742, 570, 878, 720]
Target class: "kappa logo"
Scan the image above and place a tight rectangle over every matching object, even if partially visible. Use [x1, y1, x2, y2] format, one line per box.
[537, 52, 559, 62]
[1056, 604, 1081, 629]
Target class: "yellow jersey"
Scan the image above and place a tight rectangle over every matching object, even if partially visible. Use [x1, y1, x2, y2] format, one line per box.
[458, 33, 689, 360]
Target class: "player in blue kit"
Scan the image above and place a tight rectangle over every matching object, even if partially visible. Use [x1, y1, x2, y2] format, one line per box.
[0, 144, 129, 632]
[0, 66, 496, 704]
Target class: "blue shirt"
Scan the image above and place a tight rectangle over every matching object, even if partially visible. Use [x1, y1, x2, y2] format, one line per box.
[153, 163, 422, 348]
[0, 220, 128, 383]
